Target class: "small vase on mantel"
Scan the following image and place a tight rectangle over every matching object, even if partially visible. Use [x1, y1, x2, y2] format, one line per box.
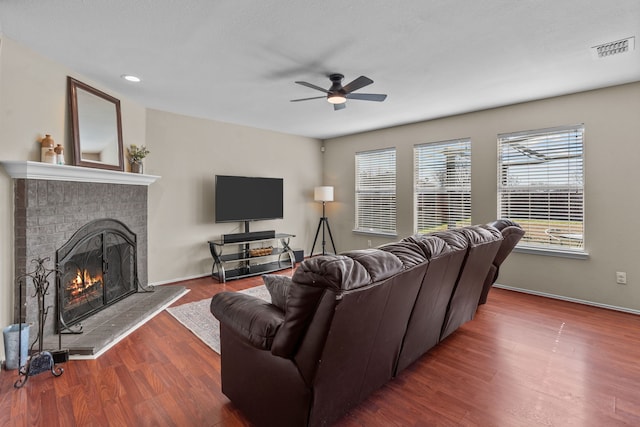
[130, 161, 143, 174]
[40, 134, 55, 162]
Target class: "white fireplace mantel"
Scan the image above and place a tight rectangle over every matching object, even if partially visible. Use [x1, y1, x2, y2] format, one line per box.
[0, 161, 160, 186]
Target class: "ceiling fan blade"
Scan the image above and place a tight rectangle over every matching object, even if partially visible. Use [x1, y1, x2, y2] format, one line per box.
[342, 76, 373, 93]
[334, 103, 346, 111]
[295, 81, 330, 93]
[346, 93, 387, 102]
[290, 96, 326, 102]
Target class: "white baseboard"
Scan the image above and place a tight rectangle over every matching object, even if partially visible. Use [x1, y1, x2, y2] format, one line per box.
[494, 283, 640, 316]
[149, 273, 210, 287]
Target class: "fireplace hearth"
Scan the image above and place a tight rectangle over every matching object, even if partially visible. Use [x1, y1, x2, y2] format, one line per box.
[56, 219, 139, 333]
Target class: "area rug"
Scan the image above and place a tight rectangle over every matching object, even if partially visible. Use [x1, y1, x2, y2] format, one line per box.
[166, 285, 271, 354]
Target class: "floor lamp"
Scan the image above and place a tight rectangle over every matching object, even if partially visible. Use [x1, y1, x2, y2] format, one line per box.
[311, 186, 337, 256]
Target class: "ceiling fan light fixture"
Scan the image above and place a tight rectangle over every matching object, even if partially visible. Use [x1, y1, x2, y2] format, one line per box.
[327, 93, 346, 104]
[292, 73, 385, 109]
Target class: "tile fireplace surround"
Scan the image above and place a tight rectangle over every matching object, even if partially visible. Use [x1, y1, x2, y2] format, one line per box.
[1, 161, 160, 350]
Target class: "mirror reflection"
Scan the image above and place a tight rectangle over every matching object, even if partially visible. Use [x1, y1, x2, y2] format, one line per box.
[68, 77, 124, 171]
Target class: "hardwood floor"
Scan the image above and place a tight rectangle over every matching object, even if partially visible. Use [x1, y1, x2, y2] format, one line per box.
[2, 272, 640, 426]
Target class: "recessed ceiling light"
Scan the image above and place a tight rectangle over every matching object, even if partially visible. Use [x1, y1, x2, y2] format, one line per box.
[121, 74, 141, 82]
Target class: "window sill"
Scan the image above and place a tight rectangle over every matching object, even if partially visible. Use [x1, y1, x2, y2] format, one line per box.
[352, 230, 398, 238]
[513, 246, 589, 260]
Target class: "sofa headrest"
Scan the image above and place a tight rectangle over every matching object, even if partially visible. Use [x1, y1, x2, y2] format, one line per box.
[293, 255, 366, 291]
[293, 250, 404, 291]
[454, 225, 503, 247]
[427, 229, 469, 251]
[489, 218, 522, 231]
[377, 240, 428, 268]
[402, 234, 466, 259]
[340, 249, 405, 285]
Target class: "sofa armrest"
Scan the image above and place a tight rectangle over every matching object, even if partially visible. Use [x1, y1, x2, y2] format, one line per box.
[210, 292, 285, 351]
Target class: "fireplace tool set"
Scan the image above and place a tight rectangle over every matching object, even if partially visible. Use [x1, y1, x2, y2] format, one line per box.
[13, 257, 65, 389]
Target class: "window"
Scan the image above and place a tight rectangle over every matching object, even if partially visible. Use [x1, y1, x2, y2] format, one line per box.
[414, 139, 471, 233]
[498, 125, 584, 253]
[354, 148, 396, 235]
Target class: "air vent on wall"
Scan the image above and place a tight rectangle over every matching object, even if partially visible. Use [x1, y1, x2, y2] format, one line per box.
[592, 36, 635, 58]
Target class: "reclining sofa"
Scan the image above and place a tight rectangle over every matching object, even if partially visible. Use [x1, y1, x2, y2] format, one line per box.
[210, 221, 522, 426]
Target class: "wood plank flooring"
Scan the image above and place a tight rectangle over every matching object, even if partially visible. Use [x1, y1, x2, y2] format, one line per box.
[2, 272, 640, 426]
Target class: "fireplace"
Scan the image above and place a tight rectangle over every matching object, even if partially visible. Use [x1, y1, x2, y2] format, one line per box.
[0, 162, 161, 356]
[56, 219, 138, 332]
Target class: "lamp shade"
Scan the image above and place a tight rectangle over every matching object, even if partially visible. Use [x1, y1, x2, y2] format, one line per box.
[314, 186, 334, 202]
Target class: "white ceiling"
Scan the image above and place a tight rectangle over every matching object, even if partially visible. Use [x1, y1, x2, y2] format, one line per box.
[1, 0, 639, 140]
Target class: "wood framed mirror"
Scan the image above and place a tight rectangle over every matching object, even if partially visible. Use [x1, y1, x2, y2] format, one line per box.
[68, 76, 124, 171]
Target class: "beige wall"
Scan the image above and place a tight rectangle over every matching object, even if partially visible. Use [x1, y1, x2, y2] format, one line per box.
[145, 109, 322, 283]
[0, 37, 146, 361]
[323, 82, 640, 312]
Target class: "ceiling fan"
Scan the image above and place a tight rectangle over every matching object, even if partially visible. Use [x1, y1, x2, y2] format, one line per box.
[291, 74, 387, 110]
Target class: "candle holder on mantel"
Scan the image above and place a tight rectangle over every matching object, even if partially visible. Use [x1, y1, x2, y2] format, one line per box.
[13, 257, 64, 389]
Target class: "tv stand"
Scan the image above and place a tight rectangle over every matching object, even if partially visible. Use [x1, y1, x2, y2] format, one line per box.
[208, 233, 296, 283]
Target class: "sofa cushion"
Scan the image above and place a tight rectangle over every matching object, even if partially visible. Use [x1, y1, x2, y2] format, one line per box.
[262, 274, 292, 310]
[377, 240, 427, 268]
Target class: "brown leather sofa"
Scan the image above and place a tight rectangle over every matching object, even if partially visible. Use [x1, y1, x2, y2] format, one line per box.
[210, 222, 521, 427]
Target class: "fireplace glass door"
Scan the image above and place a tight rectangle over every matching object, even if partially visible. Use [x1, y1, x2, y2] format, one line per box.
[57, 219, 137, 332]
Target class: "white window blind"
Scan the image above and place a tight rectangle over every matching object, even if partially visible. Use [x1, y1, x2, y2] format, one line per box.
[498, 125, 584, 252]
[355, 148, 396, 235]
[414, 139, 471, 233]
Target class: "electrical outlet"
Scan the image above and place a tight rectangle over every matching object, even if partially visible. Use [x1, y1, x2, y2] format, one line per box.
[367, 240, 372, 248]
[616, 271, 627, 285]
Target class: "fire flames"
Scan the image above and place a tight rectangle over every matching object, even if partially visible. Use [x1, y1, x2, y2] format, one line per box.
[67, 269, 103, 300]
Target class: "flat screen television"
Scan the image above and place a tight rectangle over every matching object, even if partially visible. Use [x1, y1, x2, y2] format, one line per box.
[215, 175, 284, 223]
